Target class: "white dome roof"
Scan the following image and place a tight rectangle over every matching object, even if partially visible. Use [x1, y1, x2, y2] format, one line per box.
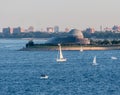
[69, 29, 84, 38]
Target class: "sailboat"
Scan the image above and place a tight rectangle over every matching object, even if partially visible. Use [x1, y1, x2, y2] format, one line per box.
[56, 44, 67, 62]
[80, 46, 83, 52]
[40, 74, 49, 79]
[92, 56, 97, 65]
[111, 56, 117, 60]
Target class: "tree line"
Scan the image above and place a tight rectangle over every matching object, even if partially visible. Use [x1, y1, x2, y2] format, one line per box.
[83, 31, 120, 39]
[90, 39, 120, 46]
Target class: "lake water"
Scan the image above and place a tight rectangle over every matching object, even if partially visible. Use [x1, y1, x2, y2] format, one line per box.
[0, 39, 120, 95]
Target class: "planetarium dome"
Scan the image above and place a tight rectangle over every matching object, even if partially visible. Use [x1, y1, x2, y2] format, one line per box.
[46, 28, 90, 45]
[69, 29, 84, 38]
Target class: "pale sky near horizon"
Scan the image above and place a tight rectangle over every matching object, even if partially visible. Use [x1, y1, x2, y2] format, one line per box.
[0, 0, 120, 31]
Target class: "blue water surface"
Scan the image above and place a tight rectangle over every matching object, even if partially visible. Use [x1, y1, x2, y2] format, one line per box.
[0, 39, 120, 95]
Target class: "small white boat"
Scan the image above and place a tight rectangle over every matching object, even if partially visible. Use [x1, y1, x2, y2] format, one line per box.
[80, 46, 83, 52]
[40, 74, 49, 79]
[92, 56, 97, 65]
[111, 56, 117, 60]
[56, 44, 67, 62]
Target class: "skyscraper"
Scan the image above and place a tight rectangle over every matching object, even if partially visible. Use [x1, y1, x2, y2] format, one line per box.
[13, 27, 21, 34]
[3, 27, 11, 35]
[47, 27, 54, 32]
[54, 26, 59, 32]
[28, 26, 34, 32]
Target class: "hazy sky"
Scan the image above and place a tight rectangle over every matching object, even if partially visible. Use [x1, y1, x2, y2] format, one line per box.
[0, 0, 120, 31]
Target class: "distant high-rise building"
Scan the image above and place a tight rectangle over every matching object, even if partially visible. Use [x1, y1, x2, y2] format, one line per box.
[100, 25, 102, 32]
[85, 28, 95, 33]
[3, 27, 11, 35]
[112, 25, 120, 32]
[54, 26, 59, 32]
[28, 26, 34, 32]
[104, 27, 112, 32]
[47, 27, 54, 32]
[65, 27, 70, 32]
[21, 28, 25, 32]
[13, 27, 21, 34]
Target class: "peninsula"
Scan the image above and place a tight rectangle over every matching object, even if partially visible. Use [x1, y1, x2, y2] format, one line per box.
[20, 43, 120, 51]
[20, 29, 120, 51]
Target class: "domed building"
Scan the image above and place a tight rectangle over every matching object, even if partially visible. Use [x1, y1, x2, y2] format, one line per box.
[46, 29, 90, 45]
[69, 29, 84, 38]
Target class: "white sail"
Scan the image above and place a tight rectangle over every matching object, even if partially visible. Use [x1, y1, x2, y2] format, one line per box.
[80, 46, 83, 52]
[59, 44, 63, 59]
[111, 56, 117, 60]
[93, 56, 97, 65]
[56, 44, 66, 62]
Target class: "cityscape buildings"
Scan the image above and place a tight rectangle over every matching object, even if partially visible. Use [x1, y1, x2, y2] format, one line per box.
[1, 25, 120, 34]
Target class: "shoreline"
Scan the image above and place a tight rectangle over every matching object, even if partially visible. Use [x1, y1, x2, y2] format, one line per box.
[20, 45, 120, 51]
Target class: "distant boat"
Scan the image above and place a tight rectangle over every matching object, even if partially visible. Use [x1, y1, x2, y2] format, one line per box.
[80, 46, 83, 52]
[56, 44, 67, 62]
[111, 56, 117, 60]
[40, 74, 49, 79]
[92, 56, 97, 65]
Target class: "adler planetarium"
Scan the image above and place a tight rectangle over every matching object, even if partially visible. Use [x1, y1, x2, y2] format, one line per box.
[46, 29, 90, 45]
